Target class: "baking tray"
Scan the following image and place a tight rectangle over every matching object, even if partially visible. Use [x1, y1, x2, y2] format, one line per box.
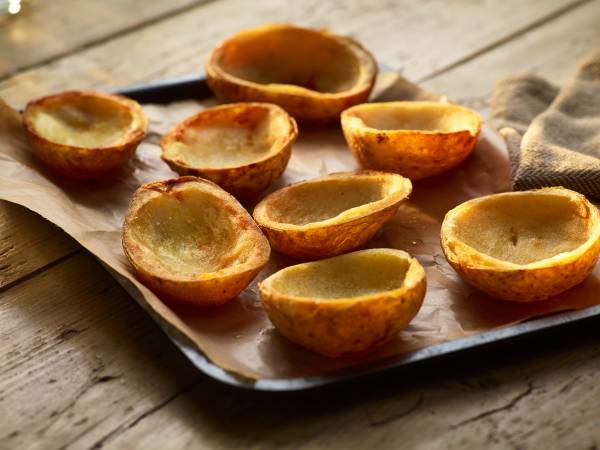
[100, 73, 600, 391]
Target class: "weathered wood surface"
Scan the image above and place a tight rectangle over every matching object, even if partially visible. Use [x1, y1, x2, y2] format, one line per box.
[424, 0, 600, 114]
[1, 0, 600, 448]
[0, 0, 205, 78]
[0, 0, 587, 107]
[0, 253, 202, 450]
[0, 202, 76, 290]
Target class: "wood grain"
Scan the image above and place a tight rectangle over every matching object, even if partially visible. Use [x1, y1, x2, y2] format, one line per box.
[0, 202, 77, 290]
[0, 253, 201, 449]
[2, 0, 600, 448]
[100, 328, 600, 449]
[0, 0, 207, 78]
[0, 0, 587, 108]
[424, 0, 600, 115]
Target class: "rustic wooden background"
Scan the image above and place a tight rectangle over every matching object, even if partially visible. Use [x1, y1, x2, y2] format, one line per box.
[2, 0, 600, 448]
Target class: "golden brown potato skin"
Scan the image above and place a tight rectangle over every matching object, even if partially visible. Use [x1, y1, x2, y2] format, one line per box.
[25, 132, 142, 179]
[122, 177, 270, 306]
[259, 251, 426, 357]
[253, 171, 412, 260]
[206, 74, 374, 124]
[160, 103, 297, 200]
[440, 188, 600, 302]
[23, 91, 147, 180]
[343, 127, 480, 180]
[206, 24, 377, 123]
[444, 245, 600, 302]
[341, 102, 481, 180]
[124, 255, 265, 306]
[259, 202, 399, 260]
[162, 148, 292, 200]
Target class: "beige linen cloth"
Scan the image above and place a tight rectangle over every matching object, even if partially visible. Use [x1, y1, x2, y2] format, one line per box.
[491, 52, 600, 197]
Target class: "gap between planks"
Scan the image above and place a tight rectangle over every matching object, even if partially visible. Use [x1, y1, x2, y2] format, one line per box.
[418, 0, 593, 83]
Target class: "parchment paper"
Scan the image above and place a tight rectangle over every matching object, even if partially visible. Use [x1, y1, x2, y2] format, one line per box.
[3, 74, 600, 380]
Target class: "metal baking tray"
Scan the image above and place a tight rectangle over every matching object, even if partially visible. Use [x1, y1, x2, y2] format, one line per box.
[103, 74, 600, 391]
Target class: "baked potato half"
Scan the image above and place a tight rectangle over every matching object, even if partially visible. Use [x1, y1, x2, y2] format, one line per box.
[259, 248, 426, 357]
[440, 187, 600, 302]
[160, 102, 296, 200]
[23, 90, 147, 179]
[206, 24, 377, 123]
[341, 101, 481, 180]
[122, 176, 270, 306]
[253, 171, 412, 260]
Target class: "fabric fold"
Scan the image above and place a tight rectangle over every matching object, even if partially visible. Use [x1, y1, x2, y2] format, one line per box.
[491, 52, 600, 198]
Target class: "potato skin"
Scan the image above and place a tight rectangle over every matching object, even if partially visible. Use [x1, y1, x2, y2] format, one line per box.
[440, 188, 600, 302]
[23, 91, 147, 180]
[25, 131, 143, 179]
[343, 127, 480, 180]
[162, 144, 292, 200]
[160, 103, 296, 200]
[205, 24, 377, 123]
[206, 73, 373, 124]
[259, 202, 399, 260]
[122, 177, 271, 306]
[124, 241, 265, 306]
[259, 256, 426, 357]
[443, 237, 600, 302]
[341, 102, 482, 180]
[253, 171, 412, 260]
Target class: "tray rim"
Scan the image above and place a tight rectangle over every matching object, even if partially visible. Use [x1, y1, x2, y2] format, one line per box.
[106, 261, 600, 391]
[107, 74, 600, 391]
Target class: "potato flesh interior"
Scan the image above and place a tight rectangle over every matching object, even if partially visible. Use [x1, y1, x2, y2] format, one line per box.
[169, 107, 288, 168]
[453, 194, 591, 265]
[271, 252, 409, 299]
[267, 178, 388, 226]
[354, 105, 478, 133]
[130, 189, 251, 277]
[29, 96, 135, 148]
[218, 29, 360, 93]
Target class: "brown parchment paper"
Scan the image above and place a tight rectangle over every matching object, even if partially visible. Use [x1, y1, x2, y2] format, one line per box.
[3, 74, 600, 381]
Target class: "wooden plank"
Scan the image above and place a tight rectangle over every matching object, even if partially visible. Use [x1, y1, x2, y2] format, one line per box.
[0, 0, 587, 108]
[98, 328, 600, 449]
[422, 0, 600, 115]
[0, 0, 207, 78]
[0, 252, 201, 449]
[0, 202, 77, 290]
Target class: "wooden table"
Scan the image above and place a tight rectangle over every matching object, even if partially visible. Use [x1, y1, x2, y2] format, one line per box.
[2, 1, 600, 448]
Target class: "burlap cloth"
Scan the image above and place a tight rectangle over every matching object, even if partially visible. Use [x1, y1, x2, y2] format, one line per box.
[491, 52, 600, 197]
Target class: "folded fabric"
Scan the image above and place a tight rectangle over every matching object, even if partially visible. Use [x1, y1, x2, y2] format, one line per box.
[491, 53, 600, 198]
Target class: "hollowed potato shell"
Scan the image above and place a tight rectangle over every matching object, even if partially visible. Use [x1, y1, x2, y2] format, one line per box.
[122, 176, 270, 306]
[441, 187, 600, 302]
[160, 102, 297, 199]
[259, 248, 426, 357]
[341, 101, 481, 180]
[206, 24, 377, 123]
[253, 171, 412, 260]
[23, 90, 148, 179]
